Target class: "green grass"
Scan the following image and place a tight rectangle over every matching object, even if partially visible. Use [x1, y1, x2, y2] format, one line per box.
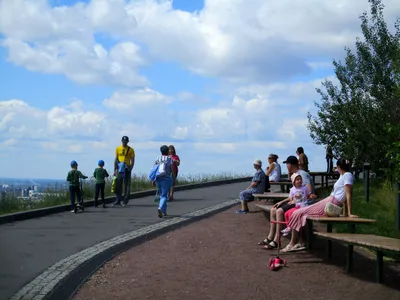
[332, 180, 400, 239]
[0, 172, 249, 215]
[316, 179, 400, 260]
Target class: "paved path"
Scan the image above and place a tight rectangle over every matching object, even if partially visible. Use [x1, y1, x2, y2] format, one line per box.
[0, 182, 257, 300]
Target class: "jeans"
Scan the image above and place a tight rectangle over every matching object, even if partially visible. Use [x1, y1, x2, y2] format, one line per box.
[114, 169, 132, 204]
[95, 183, 105, 206]
[69, 186, 81, 209]
[157, 176, 172, 215]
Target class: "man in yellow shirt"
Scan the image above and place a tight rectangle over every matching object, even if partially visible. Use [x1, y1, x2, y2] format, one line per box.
[113, 136, 135, 206]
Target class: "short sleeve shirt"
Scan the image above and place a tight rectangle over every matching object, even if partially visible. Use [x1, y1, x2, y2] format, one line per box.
[115, 146, 135, 166]
[252, 169, 266, 193]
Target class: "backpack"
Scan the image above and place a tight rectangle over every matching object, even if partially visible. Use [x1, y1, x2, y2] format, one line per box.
[157, 156, 170, 177]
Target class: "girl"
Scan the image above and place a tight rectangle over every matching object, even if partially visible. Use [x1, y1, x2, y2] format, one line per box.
[281, 174, 311, 236]
[168, 145, 180, 201]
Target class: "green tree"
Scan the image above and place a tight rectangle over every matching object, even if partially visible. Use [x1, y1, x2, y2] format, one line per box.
[307, 0, 400, 174]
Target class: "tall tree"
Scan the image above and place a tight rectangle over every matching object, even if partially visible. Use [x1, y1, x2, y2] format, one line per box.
[307, 0, 400, 173]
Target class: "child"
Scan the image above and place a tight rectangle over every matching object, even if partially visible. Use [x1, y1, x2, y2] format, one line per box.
[67, 160, 88, 212]
[93, 160, 109, 208]
[281, 173, 311, 236]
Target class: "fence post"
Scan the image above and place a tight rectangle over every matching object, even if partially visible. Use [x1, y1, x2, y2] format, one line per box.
[396, 183, 400, 231]
[363, 162, 371, 203]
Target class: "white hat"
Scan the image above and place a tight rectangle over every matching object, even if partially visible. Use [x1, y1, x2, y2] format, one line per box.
[253, 159, 262, 166]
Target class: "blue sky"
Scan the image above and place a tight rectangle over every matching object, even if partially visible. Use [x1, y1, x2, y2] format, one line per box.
[0, 0, 399, 179]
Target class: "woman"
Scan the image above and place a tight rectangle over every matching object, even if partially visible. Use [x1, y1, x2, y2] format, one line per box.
[282, 158, 357, 252]
[236, 160, 266, 214]
[265, 154, 281, 182]
[168, 145, 180, 201]
[296, 147, 309, 172]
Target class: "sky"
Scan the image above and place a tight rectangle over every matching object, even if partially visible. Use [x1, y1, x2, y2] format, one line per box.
[0, 0, 399, 180]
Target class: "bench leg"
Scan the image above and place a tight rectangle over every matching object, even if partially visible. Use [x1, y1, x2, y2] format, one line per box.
[346, 245, 353, 273]
[306, 219, 313, 250]
[376, 251, 383, 283]
[326, 224, 332, 259]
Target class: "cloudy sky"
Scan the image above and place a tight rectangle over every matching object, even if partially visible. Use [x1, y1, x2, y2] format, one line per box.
[0, 0, 399, 179]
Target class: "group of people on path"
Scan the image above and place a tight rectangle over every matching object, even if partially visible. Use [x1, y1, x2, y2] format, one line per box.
[237, 150, 357, 252]
[66, 136, 180, 217]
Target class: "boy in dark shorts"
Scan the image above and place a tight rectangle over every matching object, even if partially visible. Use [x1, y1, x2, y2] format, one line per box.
[93, 160, 109, 208]
[67, 160, 88, 212]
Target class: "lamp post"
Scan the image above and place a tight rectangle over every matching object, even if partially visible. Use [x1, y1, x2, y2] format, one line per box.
[363, 162, 371, 203]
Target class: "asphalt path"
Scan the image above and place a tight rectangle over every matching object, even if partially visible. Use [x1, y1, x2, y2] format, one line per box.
[0, 181, 259, 300]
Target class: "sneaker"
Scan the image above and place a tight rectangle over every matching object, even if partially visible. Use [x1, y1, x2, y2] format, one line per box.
[71, 210, 75, 213]
[157, 208, 163, 218]
[112, 202, 122, 207]
[281, 227, 291, 234]
[236, 209, 249, 214]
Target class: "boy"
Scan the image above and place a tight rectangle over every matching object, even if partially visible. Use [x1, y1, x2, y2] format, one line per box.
[67, 160, 88, 212]
[93, 160, 109, 208]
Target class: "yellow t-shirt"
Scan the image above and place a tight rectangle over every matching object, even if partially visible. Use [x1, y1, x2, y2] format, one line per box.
[115, 145, 135, 166]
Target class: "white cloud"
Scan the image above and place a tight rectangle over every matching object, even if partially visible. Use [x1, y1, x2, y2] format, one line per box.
[103, 88, 173, 111]
[2, 0, 400, 85]
[3, 0, 387, 178]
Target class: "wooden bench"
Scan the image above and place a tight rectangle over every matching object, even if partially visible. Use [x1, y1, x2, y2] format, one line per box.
[252, 193, 289, 202]
[270, 180, 291, 193]
[313, 232, 400, 283]
[254, 203, 273, 213]
[309, 172, 339, 188]
[306, 216, 376, 258]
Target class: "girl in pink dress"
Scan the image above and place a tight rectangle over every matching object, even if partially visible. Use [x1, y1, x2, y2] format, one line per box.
[168, 145, 180, 201]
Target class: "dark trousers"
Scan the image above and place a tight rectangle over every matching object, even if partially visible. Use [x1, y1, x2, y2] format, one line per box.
[326, 158, 333, 173]
[69, 186, 81, 209]
[114, 169, 132, 204]
[95, 183, 105, 206]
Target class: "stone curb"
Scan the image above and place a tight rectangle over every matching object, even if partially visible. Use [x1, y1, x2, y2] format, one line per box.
[9, 198, 240, 300]
[0, 177, 251, 225]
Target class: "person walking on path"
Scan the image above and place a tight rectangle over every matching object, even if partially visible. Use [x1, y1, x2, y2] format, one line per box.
[296, 147, 309, 172]
[66, 160, 88, 212]
[152, 145, 173, 218]
[113, 136, 135, 206]
[168, 145, 180, 201]
[282, 158, 357, 252]
[236, 160, 266, 214]
[93, 160, 109, 208]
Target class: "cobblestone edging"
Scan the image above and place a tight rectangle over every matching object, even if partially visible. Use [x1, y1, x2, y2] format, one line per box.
[10, 199, 240, 300]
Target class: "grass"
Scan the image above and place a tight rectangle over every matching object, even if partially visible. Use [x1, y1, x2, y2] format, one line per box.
[0, 172, 250, 215]
[316, 179, 400, 260]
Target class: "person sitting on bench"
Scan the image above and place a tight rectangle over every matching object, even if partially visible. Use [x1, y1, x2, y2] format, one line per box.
[257, 156, 315, 248]
[265, 154, 281, 182]
[236, 160, 266, 214]
[282, 158, 358, 252]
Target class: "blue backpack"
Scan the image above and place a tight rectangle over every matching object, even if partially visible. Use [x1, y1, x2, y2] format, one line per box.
[148, 164, 160, 181]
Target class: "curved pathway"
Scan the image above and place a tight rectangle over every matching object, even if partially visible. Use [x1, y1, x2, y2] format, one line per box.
[0, 182, 252, 300]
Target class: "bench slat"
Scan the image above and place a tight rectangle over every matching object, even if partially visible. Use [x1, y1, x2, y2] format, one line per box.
[313, 233, 400, 252]
[252, 193, 289, 198]
[307, 216, 376, 224]
[254, 204, 273, 211]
